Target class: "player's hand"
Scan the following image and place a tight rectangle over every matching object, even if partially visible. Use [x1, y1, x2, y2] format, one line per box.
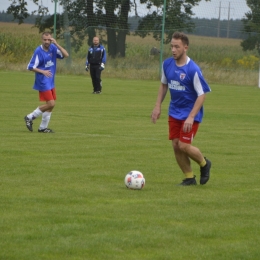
[151, 107, 161, 124]
[99, 63, 105, 71]
[42, 70, 53, 78]
[50, 38, 57, 45]
[183, 117, 194, 133]
[85, 65, 89, 72]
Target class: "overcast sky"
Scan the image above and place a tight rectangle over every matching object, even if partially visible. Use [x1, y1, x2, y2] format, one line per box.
[0, 0, 250, 20]
[193, 0, 249, 20]
[0, 0, 55, 14]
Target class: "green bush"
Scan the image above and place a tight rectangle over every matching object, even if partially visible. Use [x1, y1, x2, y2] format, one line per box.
[237, 55, 259, 70]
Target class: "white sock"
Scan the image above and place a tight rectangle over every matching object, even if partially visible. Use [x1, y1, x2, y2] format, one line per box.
[27, 107, 43, 120]
[39, 112, 52, 130]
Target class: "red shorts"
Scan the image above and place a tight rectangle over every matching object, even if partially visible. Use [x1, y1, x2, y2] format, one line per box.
[168, 116, 199, 144]
[39, 88, 56, 101]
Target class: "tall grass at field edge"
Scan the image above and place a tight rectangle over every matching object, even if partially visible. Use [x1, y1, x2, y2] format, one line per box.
[0, 22, 259, 86]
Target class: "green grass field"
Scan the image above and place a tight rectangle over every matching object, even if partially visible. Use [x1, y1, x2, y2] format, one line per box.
[1, 71, 260, 259]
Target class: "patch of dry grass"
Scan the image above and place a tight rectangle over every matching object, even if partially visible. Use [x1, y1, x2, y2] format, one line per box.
[188, 34, 242, 47]
[0, 22, 38, 34]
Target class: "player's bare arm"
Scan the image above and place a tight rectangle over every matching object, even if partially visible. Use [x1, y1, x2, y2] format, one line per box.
[151, 83, 168, 124]
[31, 68, 53, 78]
[183, 94, 206, 133]
[50, 38, 69, 58]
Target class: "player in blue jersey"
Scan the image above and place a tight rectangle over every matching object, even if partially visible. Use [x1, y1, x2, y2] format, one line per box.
[151, 32, 212, 186]
[24, 32, 69, 133]
[85, 37, 106, 94]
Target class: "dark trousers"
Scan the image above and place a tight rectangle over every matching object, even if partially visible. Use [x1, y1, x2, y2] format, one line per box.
[90, 64, 102, 92]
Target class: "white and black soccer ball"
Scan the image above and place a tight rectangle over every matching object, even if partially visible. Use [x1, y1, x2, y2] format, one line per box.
[125, 170, 145, 190]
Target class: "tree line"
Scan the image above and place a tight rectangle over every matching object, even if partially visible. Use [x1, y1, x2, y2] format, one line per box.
[0, 11, 245, 40]
[128, 16, 245, 39]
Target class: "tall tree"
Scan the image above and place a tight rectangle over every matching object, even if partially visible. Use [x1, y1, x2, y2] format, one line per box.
[86, 0, 96, 46]
[103, 0, 118, 57]
[241, 0, 260, 55]
[137, 0, 210, 43]
[117, 0, 130, 57]
[6, 0, 129, 57]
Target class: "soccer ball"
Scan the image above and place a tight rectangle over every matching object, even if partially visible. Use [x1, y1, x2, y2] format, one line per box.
[125, 170, 145, 190]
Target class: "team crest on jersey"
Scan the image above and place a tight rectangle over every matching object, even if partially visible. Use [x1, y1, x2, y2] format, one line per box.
[180, 73, 186, 80]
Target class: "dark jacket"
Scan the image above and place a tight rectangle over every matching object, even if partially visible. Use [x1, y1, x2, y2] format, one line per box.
[86, 44, 106, 65]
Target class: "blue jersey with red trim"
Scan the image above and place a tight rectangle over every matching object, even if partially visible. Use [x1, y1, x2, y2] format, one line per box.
[161, 57, 211, 123]
[27, 44, 64, 91]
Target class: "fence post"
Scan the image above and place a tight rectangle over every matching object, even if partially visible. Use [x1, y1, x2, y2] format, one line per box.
[258, 61, 260, 88]
[53, 0, 57, 39]
[159, 0, 166, 79]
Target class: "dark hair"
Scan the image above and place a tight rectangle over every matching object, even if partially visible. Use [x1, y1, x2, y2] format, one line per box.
[172, 32, 189, 46]
[42, 32, 52, 37]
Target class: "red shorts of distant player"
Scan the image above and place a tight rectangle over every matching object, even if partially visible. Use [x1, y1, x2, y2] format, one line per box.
[39, 88, 56, 101]
[168, 116, 199, 144]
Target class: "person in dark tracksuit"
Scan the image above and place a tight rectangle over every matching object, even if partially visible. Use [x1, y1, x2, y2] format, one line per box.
[85, 37, 107, 94]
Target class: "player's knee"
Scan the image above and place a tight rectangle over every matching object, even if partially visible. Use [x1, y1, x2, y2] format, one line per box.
[178, 141, 190, 153]
[47, 100, 55, 109]
[172, 139, 180, 152]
